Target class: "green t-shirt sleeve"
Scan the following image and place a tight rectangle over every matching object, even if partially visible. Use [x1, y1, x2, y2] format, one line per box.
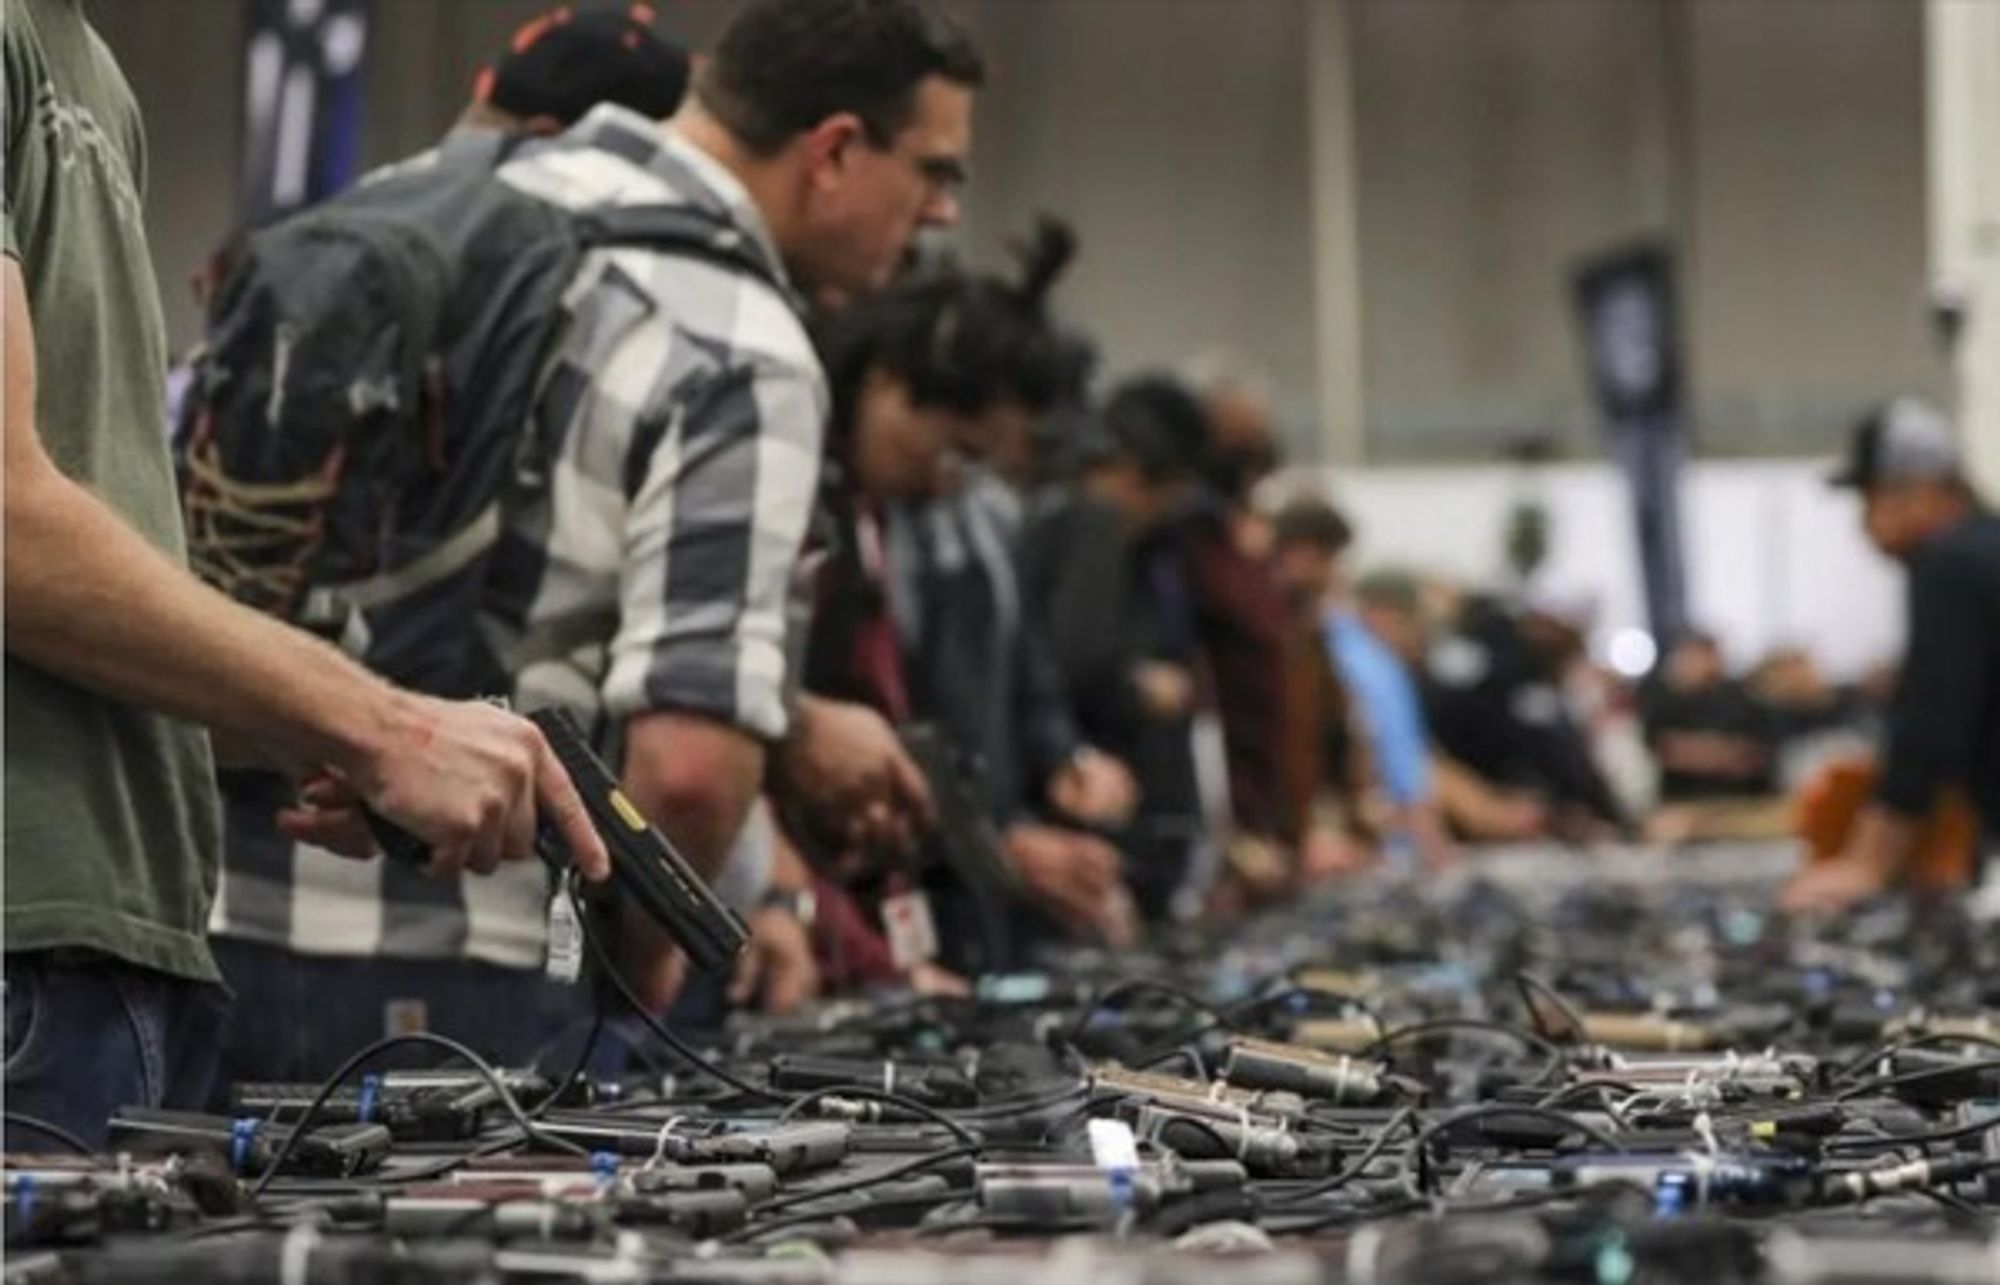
[3, 10, 24, 261]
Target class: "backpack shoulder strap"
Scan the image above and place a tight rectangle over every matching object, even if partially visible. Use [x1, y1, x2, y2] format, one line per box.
[574, 203, 787, 296]
[433, 126, 537, 173]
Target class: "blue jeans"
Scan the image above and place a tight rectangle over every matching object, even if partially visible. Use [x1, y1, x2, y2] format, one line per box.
[210, 937, 596, 1091]
[4, 951, 232, 1150]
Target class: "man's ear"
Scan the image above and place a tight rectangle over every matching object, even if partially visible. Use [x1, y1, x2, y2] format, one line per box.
[801, 113, 868, 192]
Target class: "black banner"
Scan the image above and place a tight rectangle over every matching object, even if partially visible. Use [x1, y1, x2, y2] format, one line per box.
[1572, 243, 1690, 648]
[239, 0, 370, 225]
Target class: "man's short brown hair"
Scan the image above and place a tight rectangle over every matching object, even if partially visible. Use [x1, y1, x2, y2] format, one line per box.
[699, 0, 983, 156]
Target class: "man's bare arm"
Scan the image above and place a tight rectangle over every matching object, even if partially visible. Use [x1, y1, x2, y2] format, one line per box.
[1780, 803, 1921, 913]
[2, 260, 607, 879]
[621, 709, 766, 881]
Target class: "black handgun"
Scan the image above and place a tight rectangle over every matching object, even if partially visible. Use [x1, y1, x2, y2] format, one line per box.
[4, 1170, 194, 1249]
[898, 723, 1020, 897]
[768, 1054, 979, 1108]
[530, 1114, 851, 1176]
[367, 706, 748, 974]
[629, 1162, 780, 1204]
[229, 1077, 501, 1142]
[682, 1122, 853, 1176]
[528, 707, 748, 974]
[105, 1108, 390, 1179]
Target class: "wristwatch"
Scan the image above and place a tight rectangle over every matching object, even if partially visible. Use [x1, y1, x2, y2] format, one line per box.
[757, 886, 818, 933]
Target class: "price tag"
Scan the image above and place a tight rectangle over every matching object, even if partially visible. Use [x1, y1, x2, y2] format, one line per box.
[882, 890, 940, 969]
[1087, 1119, 1141, 1173]
[545, 891, 584, 984]
[383, 998, 428, 1037]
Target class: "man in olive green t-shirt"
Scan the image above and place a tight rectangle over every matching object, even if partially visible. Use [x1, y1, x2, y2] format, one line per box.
[3, 0, 609, 1149]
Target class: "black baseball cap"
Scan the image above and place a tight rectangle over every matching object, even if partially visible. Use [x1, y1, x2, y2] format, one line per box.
[474, 4, 689, 128]
[1828, 397, 1964, 491]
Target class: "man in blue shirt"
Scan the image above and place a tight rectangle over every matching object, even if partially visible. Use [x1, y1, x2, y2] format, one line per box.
[1273, 501, 1452, 869]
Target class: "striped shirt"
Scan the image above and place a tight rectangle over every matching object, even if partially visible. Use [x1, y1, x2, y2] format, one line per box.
[212, 106, 820, 965]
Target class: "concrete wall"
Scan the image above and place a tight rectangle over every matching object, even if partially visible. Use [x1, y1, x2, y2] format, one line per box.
[93, 0, 1943, 465]
[93, 0, 743, 349]
[1684, 0, 1943, 453]
[1350, 0, 1673, 457]
[1351, 0, 1945, 460]
[953, 0, 1321, 457]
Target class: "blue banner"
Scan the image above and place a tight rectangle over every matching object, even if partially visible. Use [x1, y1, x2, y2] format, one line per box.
[239, 0, 370, 225]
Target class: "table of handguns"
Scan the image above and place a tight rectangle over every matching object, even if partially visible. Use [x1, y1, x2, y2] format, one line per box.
[11, 843, 2000, 1284]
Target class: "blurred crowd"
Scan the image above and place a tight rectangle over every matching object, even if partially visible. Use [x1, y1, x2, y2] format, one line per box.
[855, 328, 1917, 954]
[13, 0, 1982, 1157]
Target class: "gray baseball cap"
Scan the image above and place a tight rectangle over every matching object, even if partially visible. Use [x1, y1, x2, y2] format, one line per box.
[1828, 397, 1963, 490]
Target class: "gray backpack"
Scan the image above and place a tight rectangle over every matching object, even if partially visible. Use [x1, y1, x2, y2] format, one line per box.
[176, 132, 779, 695]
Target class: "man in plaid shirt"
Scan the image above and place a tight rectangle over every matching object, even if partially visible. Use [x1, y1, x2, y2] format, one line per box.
[212, 0, 979, 1078]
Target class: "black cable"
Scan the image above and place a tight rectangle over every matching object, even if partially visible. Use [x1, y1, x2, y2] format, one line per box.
[1065, 979, 1234, 1049]
[1132, 1045, 1208, 1078]
[772, 1087, 980, 1145]
[562, 877, 974, 1143]
[1267, 1107, 1419, 1207]
[1513, 972, 1588, 1043]
[565, 877, 784, 1104]
[1395, 1104, 1626, 1201]
[949, 1083, 1091, 1122]
[1042, 1093, 1127, 1141]
[1919, 1187, 1996, 1224]
[526, 1011, 604, 1122]
[1114, 981, 1346, 1073]
[742, 1143, 984, 1219]
[372, 1135, 531, 1185]
[3, 1112, 93, 1155]
[1831, 1033, 2000, 1083]
[245, 1031, 585, 1200]
[1824, 1113, 2000, 1152]
[1832, 1058, 2000, 1103]
[1535, 1080, 1642, 1112]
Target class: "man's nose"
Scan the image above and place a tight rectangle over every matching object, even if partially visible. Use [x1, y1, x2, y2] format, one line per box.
[921, 188, 962, 228]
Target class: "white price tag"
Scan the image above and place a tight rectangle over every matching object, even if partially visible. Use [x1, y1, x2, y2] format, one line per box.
[545, 891, 584, 984]
[1087, 1119, 1141, 1173]
[882, 890, 940, 969]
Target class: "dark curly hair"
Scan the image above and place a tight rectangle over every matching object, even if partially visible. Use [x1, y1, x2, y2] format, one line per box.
[1097, 375, 1213, 485]
[819, 217, 1090, 437]
[699, 0, 983, 156]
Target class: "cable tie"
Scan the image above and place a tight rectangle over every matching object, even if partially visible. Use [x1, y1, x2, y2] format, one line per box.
[644, 1117, 686, 1172]
[279, 1219, 321, 1285]
[14, 1175, 35, 1231]
[230, 1117, 262, 1175]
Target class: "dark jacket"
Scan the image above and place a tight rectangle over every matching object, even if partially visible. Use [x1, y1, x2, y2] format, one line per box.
[1022, 487, 1203, 917]
[1877, 509, 2000, 838]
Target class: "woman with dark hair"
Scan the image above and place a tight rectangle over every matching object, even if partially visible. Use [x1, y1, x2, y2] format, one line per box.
[798, 221, 1141, 979]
